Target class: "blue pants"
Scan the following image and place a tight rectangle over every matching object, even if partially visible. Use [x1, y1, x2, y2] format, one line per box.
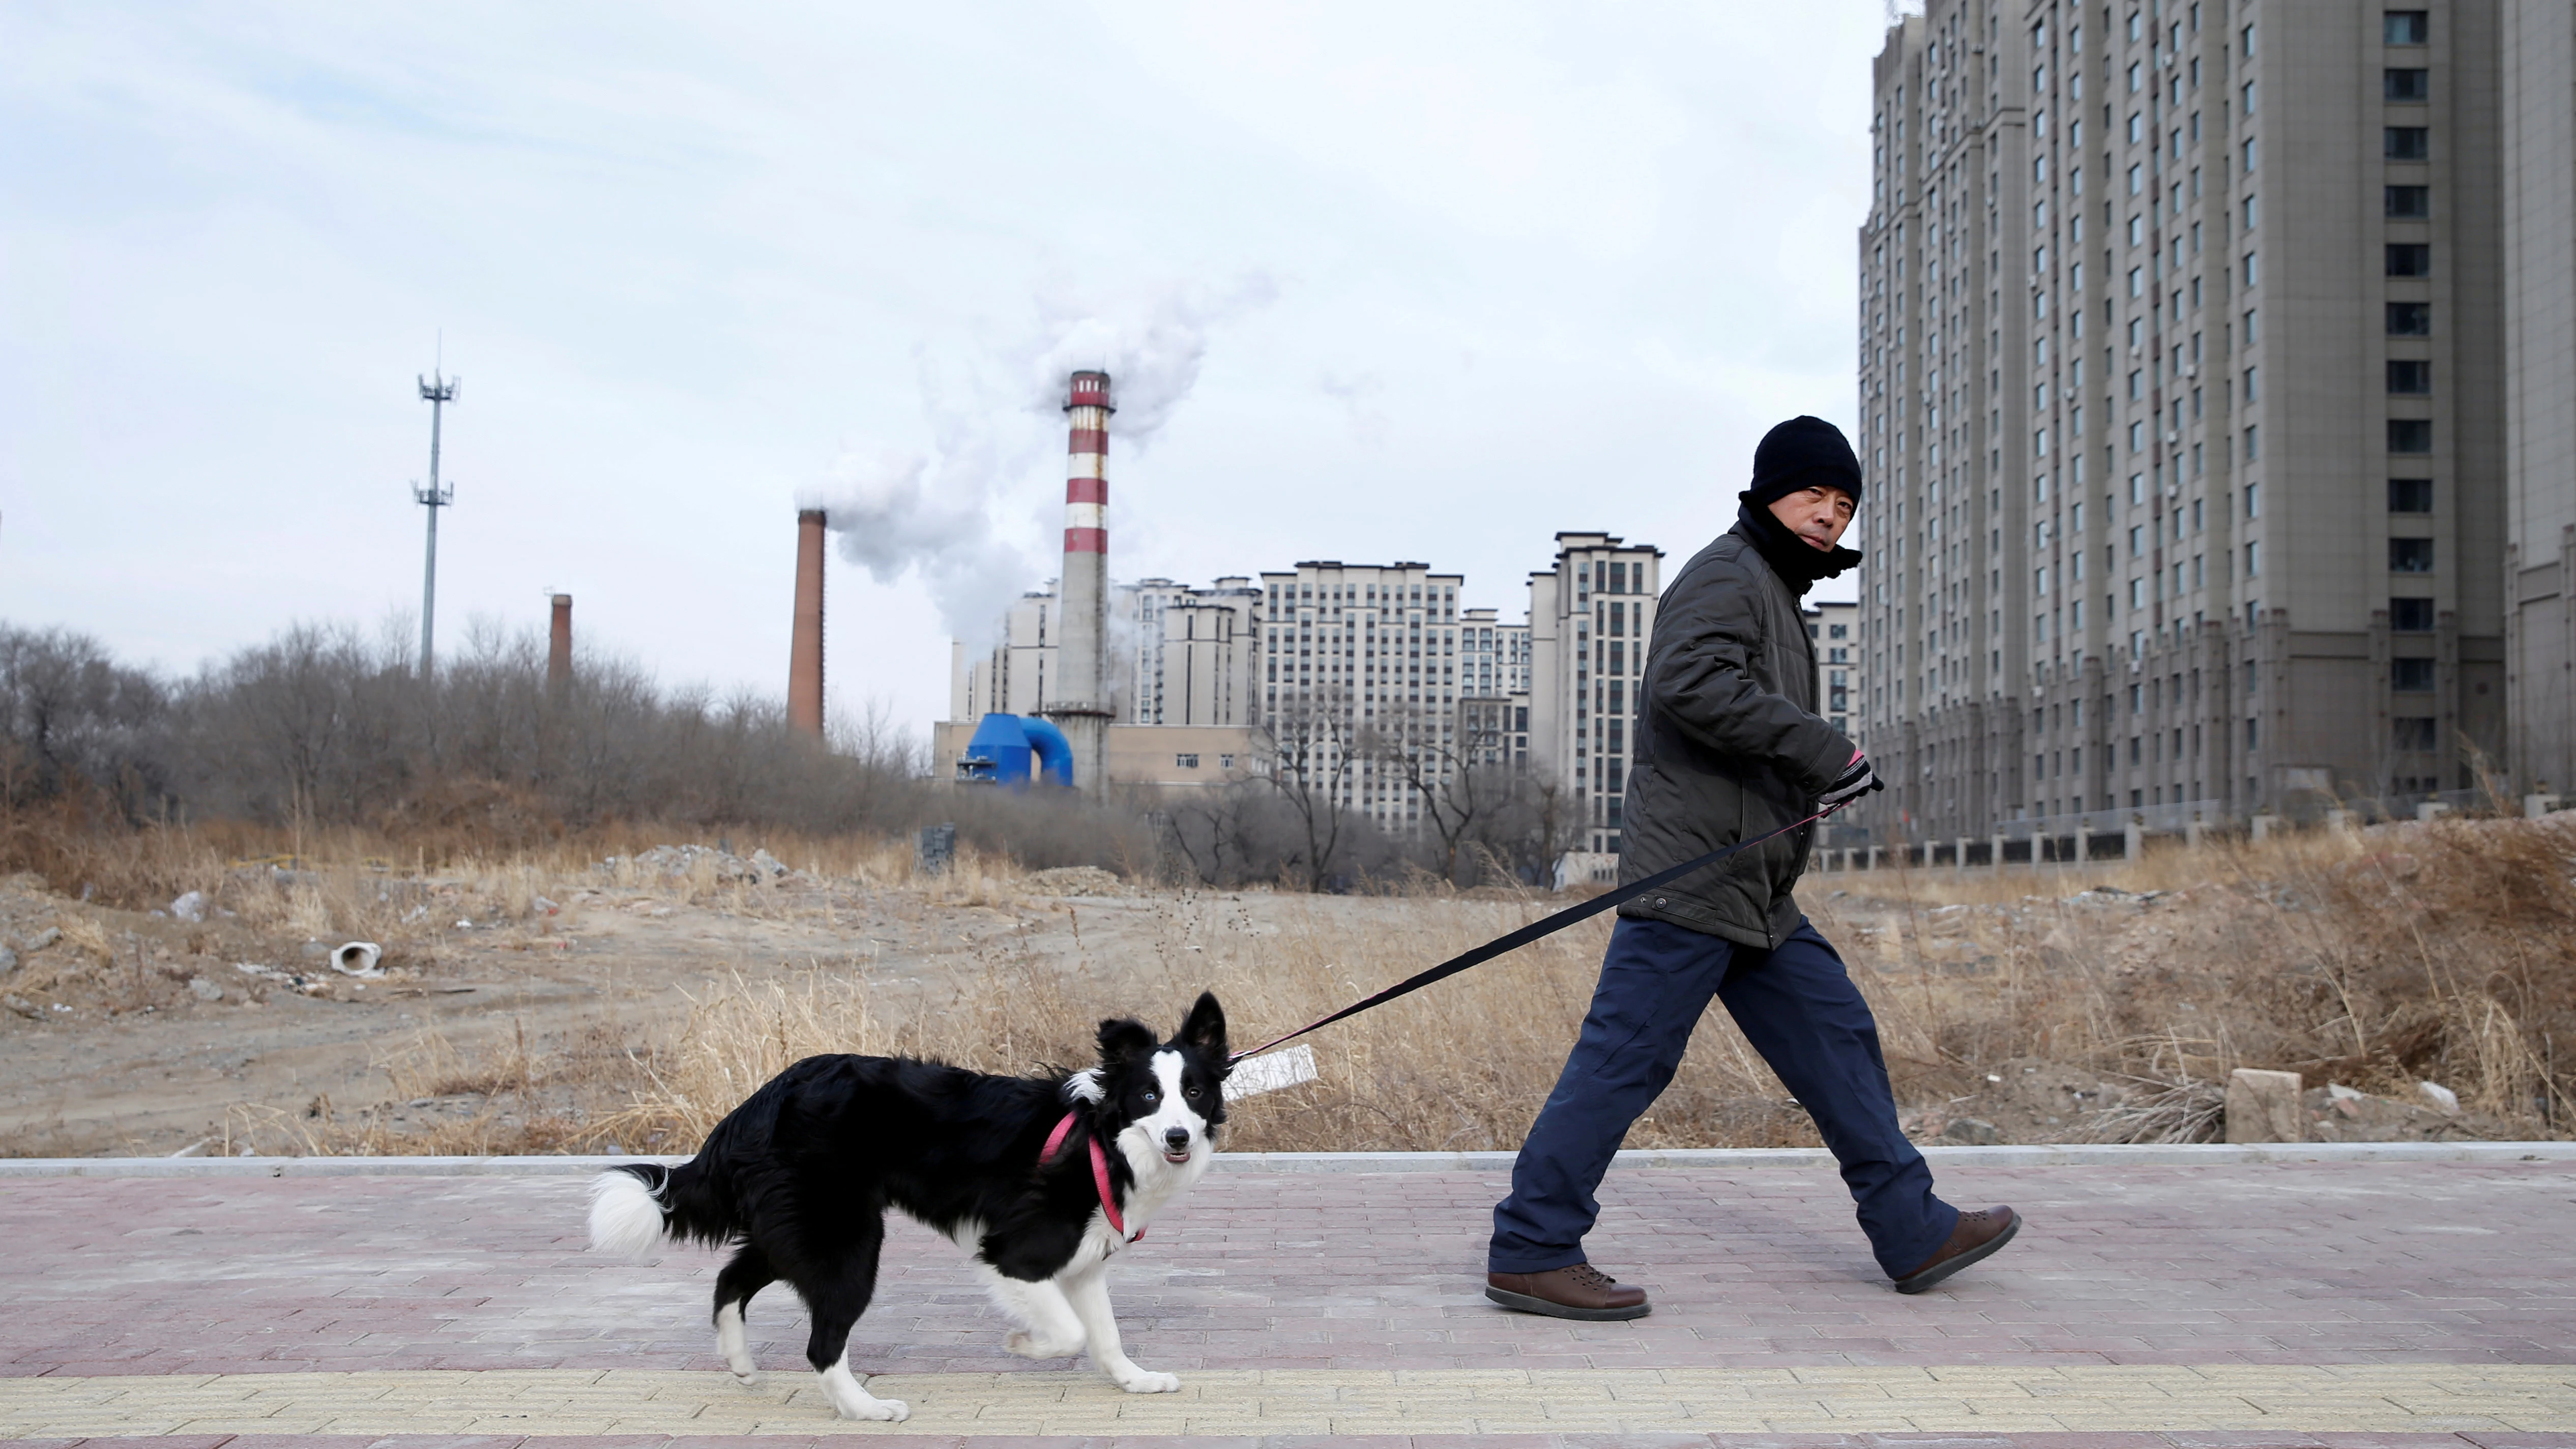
[1489, 915, 1957, 1279]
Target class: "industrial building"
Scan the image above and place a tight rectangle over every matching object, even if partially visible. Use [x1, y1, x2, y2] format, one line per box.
[931, 533, 1670, 842]
[1847, 0, 2576, 846]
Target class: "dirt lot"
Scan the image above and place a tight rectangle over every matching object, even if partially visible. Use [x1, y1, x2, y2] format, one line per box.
[0, 851, 1571, 1156]
[2, 823, 2554, 1158]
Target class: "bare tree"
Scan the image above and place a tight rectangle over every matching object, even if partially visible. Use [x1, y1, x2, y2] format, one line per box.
[1259, 686, 1365, 890]
[0, 625, 169, 816]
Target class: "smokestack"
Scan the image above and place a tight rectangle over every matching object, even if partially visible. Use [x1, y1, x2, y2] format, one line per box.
[547, 594, 573, 688]
[789, 508, 827, 737]
[1040, 371, 1113, 797]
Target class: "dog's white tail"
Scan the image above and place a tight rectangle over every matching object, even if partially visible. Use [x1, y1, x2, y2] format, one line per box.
[587, 1169, 668, 1256]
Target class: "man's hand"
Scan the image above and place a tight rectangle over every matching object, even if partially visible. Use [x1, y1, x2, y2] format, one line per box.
[1818, 750, 1884, 807]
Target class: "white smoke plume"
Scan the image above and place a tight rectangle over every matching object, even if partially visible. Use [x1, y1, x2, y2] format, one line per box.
[1026, 276, 1277, 445]
[801, 443, 1037, 650]
[801, 279, 1273, 644]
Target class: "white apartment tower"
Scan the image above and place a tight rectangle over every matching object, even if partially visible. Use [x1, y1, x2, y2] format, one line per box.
[1526, 533, 1664, 855]
[1255, 561, 1468, 838]
[1806, 599, 1864, 739]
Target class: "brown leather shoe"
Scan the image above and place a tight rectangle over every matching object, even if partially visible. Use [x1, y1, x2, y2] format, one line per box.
[1485, 1263, 1651, 1320]
[1893, 1205, 2020, 1294]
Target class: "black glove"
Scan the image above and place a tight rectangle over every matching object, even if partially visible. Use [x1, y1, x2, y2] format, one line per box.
[1818, 752, 1884, 807]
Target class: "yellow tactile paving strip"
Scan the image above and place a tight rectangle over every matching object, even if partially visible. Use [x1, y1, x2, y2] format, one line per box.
[4, 1365, 2574, 1437]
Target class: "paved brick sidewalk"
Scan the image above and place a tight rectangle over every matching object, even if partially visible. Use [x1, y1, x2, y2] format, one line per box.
[2, 1161, 2571, 1445]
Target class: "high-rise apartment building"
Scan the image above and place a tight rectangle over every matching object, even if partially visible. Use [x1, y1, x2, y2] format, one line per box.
[2504, 2, 2576, 797]
[1458, 606, 1534, 769]
[1806, 599, 1864, 737]
[1526, 533, 1664, 854]
[1253, 561, 1469, 838]
[1122, 577, 1263, 727]
[1858, 0, 2507, 841]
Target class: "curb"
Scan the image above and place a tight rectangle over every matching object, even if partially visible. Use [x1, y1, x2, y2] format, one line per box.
[1, 1140, 2569, 1178]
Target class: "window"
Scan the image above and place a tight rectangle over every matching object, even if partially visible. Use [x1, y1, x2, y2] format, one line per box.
[2391, 597, 2435, 631]
[2386, 127, 2429, 161]
[2389, 360, 2432, 394]
[2245, 481, 2261, 518]
[2390, 419, 2434, 453]
[2387, 243, 2432, 277]
[2245, 423, 2261, 459]
[2128, 163, 2144, 195]
[2390, 538, 2435, 573]
[2128, 266, 2144, 297]
[2129, 214, 2144, 246]
[2386, 185, 2430, 218]
[2243, 137, 2258, 171]
[1175, 753, 1201, 770]
[2393, 717, 2438, 752]
[2245, 365, 2261, 402]
[2386, 68, 2429, 101]
[2244, 307, 2260, 344]
[2246, 540, 2262, 577]
[2128, 368, 2143, 399]
[2385, 11, 2428, 45]
[2393, 658, 2435, 692]
[2242, 80, 2257, 116]
[2389, 301, 2432, 335]
[2390, 477, 2434, 513]
[2127, 111, 2143, 143]
[2129, 62, 2143, 93]
[2243, 252, 2259, 287]
[2129, 525, 2145, 558]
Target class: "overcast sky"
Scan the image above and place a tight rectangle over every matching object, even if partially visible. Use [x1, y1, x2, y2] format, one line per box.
[1, 2, 1886, 748]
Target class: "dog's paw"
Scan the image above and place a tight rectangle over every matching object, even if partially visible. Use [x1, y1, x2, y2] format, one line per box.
[835, 1396, 909, 1422]
[1006, 1329, 1082, 1359]
[1115, 1369, 1181, 1395]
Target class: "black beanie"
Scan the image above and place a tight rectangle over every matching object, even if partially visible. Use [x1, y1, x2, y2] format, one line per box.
[1744, 415, 1864, 508]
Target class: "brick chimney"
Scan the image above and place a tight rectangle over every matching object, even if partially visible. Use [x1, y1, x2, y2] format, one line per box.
[789, 509, 826, 736]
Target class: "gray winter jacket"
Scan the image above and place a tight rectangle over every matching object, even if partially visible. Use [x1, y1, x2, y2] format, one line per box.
[1615, 518, 1856, 948]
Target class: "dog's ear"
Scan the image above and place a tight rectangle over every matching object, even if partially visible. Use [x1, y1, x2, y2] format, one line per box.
[1096, 1016, 1156, 1067]
[1178, 991, 1227, 1060]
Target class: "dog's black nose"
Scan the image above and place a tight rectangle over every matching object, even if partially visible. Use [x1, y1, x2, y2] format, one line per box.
[1164, 1126, 1191, 1152]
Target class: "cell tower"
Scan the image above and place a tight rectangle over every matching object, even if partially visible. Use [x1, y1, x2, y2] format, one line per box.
[413, 369, 459, 675]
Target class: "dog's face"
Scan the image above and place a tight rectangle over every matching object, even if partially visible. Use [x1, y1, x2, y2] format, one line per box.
[1090, 992, 1228, 1171]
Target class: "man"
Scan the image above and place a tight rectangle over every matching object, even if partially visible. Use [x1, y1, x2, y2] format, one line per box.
[1484, 416, 2019, 1319]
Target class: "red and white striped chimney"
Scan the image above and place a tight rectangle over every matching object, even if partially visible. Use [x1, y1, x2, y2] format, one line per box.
[1041, 370, 1114, 797]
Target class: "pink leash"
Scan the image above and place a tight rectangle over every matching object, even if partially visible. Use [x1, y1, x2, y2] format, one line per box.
[1042, 1112, 1138, 1242]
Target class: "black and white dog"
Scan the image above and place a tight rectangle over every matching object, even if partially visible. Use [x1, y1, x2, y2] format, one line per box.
[587, 992, 1230, 1422]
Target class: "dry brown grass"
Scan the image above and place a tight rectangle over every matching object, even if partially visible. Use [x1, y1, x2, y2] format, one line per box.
[1818, 816, 2576, 1130]
[64, 810, 2576, 1156]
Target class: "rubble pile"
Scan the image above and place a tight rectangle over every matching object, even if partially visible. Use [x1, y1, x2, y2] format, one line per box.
[1026, 866, 1126, 897]
[600, 844, 795, 884]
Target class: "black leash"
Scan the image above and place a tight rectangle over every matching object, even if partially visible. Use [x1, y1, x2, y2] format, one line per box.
[1229, 800, 1850, 1063]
